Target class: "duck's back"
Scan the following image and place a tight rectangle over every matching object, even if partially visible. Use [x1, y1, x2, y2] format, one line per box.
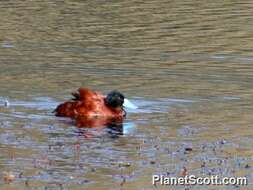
[55, 88, 104, 118]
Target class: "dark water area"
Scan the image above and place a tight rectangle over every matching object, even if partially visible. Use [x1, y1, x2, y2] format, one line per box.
[0, 0, 253, 189]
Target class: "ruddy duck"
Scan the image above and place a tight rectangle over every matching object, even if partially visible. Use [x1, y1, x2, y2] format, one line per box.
[54, 88, 137, 119]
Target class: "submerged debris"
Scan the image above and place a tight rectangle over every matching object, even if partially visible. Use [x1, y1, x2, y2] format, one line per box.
[118, 162, 131, 168]
[120, 177, 126, 187]
[201, 162, 206, 168]
[181, 167, 187, 177]
[25, 179, 29, 187]
[150, 160, 156, 165]
[184, 147, 193, 154]
[4, 99, 10, 107]
[3, 172, 15, 183]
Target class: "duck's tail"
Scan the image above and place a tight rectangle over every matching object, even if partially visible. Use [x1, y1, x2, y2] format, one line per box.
[71, 91, 80, 101]
[54, 101, 77, 117]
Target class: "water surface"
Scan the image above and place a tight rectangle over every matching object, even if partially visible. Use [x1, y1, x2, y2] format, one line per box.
[0, 1, 253, 189]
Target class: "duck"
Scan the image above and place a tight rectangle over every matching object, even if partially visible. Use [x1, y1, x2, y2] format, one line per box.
[54, 88, 137, 120]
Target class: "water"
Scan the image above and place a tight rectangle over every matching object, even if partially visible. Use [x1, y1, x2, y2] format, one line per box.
[0, 1, 253, 189]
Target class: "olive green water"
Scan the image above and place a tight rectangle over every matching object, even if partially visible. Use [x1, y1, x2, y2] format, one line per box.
[0, 1, 253, 190]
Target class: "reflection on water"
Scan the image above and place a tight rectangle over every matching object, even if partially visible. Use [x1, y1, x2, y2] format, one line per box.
[0, 0, 253, 189]
[75, 120, 136, 138]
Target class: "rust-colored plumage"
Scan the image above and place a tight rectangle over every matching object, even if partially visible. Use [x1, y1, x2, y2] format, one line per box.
[54, 88, 125, 119]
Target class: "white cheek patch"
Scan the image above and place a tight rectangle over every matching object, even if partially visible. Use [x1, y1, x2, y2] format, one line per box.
[123, 99, 138, 109]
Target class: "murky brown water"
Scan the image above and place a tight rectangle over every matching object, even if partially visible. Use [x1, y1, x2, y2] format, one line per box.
[0, 0, 253, 189]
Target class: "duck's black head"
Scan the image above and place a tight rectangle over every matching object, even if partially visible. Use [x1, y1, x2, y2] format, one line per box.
[105, 90, 125, 109]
